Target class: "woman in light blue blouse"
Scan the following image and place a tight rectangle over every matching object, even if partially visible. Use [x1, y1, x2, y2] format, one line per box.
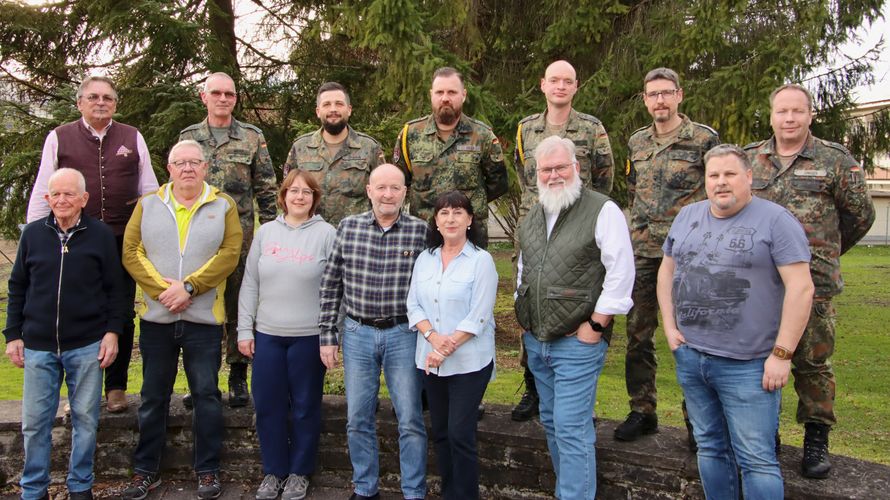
[406, 190, 498, 500]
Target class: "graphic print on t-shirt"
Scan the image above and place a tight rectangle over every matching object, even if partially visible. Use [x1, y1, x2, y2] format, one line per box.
[674, 224, 755, 330]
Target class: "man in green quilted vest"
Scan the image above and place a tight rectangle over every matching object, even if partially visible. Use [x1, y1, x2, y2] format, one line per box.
[515, 136, 635, 499]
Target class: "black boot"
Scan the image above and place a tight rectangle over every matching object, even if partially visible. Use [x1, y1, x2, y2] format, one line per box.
[511, 367, 539, 422]
[685, 417, 697, 452]
[801, 423, 831, 479]
[228, 363, 250, 408]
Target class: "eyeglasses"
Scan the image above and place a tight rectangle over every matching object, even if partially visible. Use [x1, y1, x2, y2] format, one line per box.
[538, 163, 574, 176]
[208, 90, 237, 99]
[171, 159, 204, 169]
[83, 94, 116, 103]
[288, 188, 314, 197]
[643, 89, 680, 100]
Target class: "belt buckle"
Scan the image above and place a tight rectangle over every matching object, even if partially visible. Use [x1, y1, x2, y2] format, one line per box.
[369, 317, 388, 329]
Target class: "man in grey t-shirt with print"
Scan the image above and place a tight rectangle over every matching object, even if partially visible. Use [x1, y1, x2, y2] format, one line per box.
[656, 144, 814, 499]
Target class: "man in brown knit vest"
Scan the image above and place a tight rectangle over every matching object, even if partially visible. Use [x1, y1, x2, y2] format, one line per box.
[26, 75, 159, 414]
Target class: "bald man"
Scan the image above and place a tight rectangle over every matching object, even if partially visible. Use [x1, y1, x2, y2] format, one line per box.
[179, 72, 277, 408]
[318, 164, 429, 500]
[511, 60, 615, 422]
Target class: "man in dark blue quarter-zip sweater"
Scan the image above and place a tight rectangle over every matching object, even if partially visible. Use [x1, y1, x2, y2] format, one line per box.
[4, 167, 123, 500]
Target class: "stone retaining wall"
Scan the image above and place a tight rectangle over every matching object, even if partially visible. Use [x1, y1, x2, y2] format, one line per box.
[1, 395, 888, 498]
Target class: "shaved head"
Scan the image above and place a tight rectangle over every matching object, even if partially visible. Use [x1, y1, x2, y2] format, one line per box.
[544, 60, 577, 81]
[369, 163, 406, 186]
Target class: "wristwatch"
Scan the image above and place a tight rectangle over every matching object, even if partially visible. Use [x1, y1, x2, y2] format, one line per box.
[587, 319, 605, 332]
[183, 281, 195, 296]
[771, 345, 794, 360]
[423, 328, 435, 340]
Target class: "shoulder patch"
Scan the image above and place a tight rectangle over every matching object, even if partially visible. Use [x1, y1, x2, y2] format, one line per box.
[518, 113, 542, 125]
[239, 122, 263, 134]
[692, 122, 719, 136]
[180, 123, 201, 134]
[575, 112, 602, 125]
[353, 130, 383, 146]
[817, 138, 852, 155]
[743, 140, 767, 151]
[464, 115, 494, 131]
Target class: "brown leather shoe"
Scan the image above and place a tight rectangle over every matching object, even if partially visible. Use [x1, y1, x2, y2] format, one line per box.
[106, 389, 128, 413]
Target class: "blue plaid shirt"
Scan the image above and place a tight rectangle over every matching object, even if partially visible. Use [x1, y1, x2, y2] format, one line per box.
[319, 210, 429, 346]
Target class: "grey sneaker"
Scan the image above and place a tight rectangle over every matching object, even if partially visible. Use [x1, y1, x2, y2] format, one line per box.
[281, 474, 308, 500]
[121, 473, 161, 500]
[196, 472, 222, 499]
[255, 474, 282, 500]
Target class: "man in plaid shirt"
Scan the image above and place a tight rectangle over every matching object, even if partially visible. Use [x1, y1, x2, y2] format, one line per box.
[318, 164, 429, 500]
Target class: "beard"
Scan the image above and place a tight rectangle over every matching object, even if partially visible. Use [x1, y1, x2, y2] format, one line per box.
[322, 117, 348, 135]
[537, 171, 582, 214]
[434, 103, 461, 126]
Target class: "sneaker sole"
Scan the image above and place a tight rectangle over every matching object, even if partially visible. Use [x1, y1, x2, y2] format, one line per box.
[197, 490, 222, 500]
[125, 479, 161, 500]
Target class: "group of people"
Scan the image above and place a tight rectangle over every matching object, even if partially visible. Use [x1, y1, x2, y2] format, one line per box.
[2, 59, 874, 500]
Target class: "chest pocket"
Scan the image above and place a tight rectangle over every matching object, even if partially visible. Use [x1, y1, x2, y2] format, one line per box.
[665, 150, 703, 189]
[631, 150, 652, 184]
[790, 175, 830, 193]
[298, 160, 324, 172]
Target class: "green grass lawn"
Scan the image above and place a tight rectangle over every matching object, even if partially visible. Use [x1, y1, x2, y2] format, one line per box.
[1, 245, 888, 464]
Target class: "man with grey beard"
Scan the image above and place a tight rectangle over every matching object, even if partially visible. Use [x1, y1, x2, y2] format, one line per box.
[514, 135, 634, 499]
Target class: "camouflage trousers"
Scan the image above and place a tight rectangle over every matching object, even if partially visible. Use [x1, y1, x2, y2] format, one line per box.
[793, 300, 837, 426]
[224, 246, 250, 366]
[624, 256, 660, 414]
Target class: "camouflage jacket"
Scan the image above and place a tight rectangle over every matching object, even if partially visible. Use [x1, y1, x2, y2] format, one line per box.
[283, 126, 385, 227]
[745, 134, 875, 299]
[627, 114, 720, 258]
[515, 108, 614, 219]
[393, 113, 508, 223]
[179, 118, 278, 237]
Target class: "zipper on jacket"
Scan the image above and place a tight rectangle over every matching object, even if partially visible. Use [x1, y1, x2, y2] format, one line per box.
[54, 224, 86, 356]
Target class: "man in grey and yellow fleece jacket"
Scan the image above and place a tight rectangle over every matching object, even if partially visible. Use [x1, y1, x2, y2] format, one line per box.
[121, 140, 241, 500]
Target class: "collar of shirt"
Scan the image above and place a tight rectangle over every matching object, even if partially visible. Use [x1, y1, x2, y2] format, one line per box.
[81, 117, 113, 138]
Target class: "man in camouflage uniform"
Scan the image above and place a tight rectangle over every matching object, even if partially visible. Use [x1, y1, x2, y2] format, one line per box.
[283, 81, 386, 227]
[745, 83, 874, 479]
[393, 67, 508, 247]
[179, 72, 278, 407]
[616, 68, 719, 444]
[510, 60, 616, 422]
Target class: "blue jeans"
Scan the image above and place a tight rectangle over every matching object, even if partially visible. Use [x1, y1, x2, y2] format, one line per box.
[524, 332, 607, 500]
[133, 320, 223, 476]
[673, 345, 783, 500]
[341, 317, 426, 498]
[252, 332, 326, 476]
[21, 341, 103, 499]
[424, 361, 492, 500]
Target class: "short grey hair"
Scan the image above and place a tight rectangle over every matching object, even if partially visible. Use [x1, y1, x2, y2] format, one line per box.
[704, 144, 752, 171]
[48, 168, 87, 194]
[534, 135, 577, 165]
[203, 72, 236, 92]
[168, 140, 206, 164]
[643, 67, 680, 89]
[76, 76, 118, 101]
[769, 83, 813, 110]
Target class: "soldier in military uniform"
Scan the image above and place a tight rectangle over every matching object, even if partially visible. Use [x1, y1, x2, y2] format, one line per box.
[179, 72, 278, 408]
[283, 82, 386, 227]
[617, 68, 719, 444]
[393, 67, 508, 247]
[510, 60, 616, 422]
[745, 83, 875, 479]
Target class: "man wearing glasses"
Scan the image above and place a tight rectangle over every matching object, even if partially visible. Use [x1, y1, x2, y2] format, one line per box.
[121, 140, 242, 500]
[179, 72, 277, 408]
[26, 75, 159, 415]
[511, 59, 615, 422]
[617, 67, 719, 446]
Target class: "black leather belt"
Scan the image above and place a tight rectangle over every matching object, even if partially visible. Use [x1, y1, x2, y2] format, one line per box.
[349, 315, 409, 329]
